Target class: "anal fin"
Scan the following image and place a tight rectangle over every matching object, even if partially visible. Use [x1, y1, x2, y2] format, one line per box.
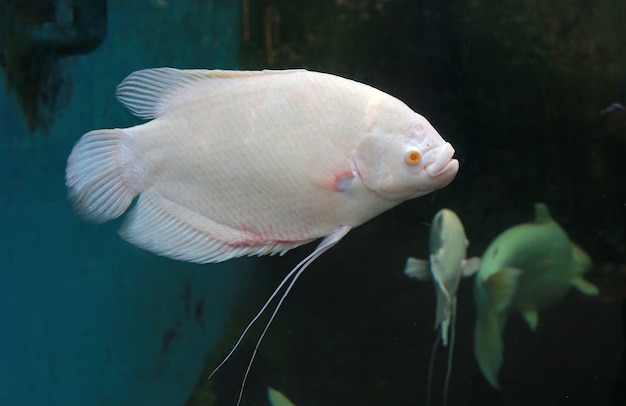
[119, 190, 307, 263]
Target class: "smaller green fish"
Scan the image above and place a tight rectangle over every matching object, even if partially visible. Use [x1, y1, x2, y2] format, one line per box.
[405, 208, 480, 406]
[473, 203, 599, 389]
[268, 386, 296, 406]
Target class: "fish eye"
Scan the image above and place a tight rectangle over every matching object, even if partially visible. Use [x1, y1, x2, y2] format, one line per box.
[405, 149, 421, 166]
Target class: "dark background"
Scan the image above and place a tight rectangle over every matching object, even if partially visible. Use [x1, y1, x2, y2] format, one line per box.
[188, 1, 626, 405]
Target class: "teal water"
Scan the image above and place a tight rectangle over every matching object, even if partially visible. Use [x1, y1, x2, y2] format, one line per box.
[1, 2, 253, 406]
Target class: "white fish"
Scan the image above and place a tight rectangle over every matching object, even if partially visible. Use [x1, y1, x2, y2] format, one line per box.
[404, 209, 479, 406]
[473, 203, 599, 389]
[66, 68, 459, 404]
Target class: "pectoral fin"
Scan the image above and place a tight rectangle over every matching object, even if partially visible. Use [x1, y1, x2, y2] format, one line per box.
[306, 141, 356, 192]
[485, 267, 522, 314]
[570, 276, 599, 296]
[462, 256, 481, 277]
[404, 257, 431, 280]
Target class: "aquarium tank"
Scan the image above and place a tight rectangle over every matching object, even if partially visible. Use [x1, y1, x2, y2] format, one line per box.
[1, 1, 624, 405]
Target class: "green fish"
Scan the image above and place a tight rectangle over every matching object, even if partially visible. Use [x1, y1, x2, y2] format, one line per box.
[473, 203, 599, 389]
[268, 386, 296, 406]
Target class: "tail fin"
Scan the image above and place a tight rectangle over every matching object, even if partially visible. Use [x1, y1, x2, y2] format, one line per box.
[473, 267, 521, 389]
[474, 313, 503, 389]
[65, 129, 140, 223]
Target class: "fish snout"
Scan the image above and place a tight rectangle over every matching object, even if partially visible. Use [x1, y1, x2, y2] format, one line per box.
[424, 142, 459, 181]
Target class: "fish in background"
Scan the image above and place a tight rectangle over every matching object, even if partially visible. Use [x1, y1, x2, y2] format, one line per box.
[405, 208, 480, 406]
[65, 68, 459, 404]
[473, 203, 599, 389]
[268, 387, 296, 406]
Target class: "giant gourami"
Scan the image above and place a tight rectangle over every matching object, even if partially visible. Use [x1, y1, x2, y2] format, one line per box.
[405, 208, 480, 406]
[65, 68, 459, 403]
[473, 203, 599, 389]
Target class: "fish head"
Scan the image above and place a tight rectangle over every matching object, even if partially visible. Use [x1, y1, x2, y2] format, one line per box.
[429, 209, 470, 287]
[353, 113, 458, 201]
[430, 209, 467, 252]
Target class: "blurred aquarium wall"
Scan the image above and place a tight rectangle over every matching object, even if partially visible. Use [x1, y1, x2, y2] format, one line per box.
[0, 1, 257, 406]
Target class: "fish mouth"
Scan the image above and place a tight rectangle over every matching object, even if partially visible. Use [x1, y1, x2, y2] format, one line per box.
[425, 142, 458, 180]
[431, 159, 459, 187]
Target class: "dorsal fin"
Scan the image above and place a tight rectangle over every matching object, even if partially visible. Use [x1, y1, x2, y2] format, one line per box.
[533, 202, 552, 223]
[484, 267, 522, 314]
[115, 67, 307, 119]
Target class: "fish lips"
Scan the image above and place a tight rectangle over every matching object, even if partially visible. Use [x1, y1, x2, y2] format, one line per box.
[424, 142, 459, 185]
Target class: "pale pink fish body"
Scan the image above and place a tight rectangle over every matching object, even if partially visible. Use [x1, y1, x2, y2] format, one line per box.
[66, 68, 458, 263]
[66, 68, 459, 405]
